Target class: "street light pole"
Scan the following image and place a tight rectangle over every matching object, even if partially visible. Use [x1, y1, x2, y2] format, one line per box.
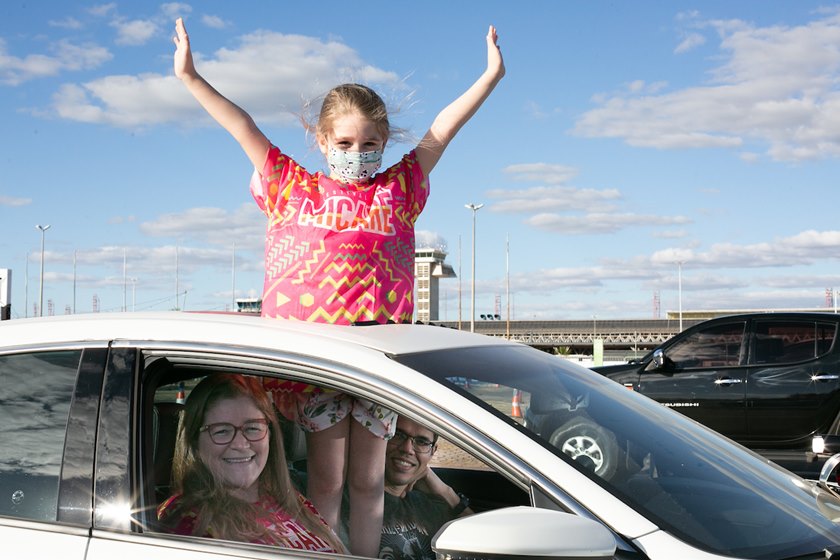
[465, 203, 483, 333]
[677, 261, 684, 332]
[35, 224, 50, 317]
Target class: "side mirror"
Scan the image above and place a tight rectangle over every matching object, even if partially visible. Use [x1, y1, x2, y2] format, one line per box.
[648, 348, 676, 374]
[432, 506, 616, 559]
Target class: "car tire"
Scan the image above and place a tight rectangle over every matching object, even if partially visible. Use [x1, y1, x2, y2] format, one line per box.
[549, 418, 618, 478]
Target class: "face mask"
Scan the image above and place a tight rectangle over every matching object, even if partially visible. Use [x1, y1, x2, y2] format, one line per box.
[327, 147, 383, 182]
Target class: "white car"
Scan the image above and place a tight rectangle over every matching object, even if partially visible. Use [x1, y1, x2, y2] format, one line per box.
[2, 312, 840, 560]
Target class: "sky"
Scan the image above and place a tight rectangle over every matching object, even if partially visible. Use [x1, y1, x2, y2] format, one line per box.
[3, 1, 840, 321]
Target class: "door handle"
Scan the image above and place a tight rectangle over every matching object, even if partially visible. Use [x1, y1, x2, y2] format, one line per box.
[714, 377, 743, 386]
[811, 374, 840, 382]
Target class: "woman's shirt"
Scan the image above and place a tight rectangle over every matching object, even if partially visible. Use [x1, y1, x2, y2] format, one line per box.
[157, 492, 337, 552]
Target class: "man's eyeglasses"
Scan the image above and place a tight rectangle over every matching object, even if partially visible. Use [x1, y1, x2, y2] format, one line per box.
[390, 429, 435, 453]
[200, 419, 269, 445]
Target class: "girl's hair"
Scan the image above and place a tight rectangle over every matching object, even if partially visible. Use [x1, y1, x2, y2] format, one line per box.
[167, 374, 345, 552]
[315, 83, 391, 143]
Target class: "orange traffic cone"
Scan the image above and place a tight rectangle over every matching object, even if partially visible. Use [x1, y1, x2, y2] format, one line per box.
[176, 382, 186, 404]
[511, 389, 522, 418]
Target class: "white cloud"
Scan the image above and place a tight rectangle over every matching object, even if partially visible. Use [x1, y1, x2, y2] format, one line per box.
[573, 11, 840, 161]
[650, 230, 840, 269]
[201, 15, 227, 29]
[502, 162, 578, 184]
[415, 230, 448, 252]
[51, 29, 401, 128]
[112, 18, 159, 46]
[89, 3, 117, 18]
[49, 17, 83, 30]
[0, 195, 32, 206]
[525, 212, 691, 235]
[160, 3, 192, 19]
[0, 38, 112, 85]
[139, 203, 265, 249]
[675, 32, 706, 54]
[487, 185, 621, 214]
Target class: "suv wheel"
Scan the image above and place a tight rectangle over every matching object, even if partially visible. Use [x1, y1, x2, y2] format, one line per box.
[550, 419, 618, 478]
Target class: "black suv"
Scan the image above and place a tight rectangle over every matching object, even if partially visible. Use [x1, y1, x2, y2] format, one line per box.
[527, 312, 840, 477]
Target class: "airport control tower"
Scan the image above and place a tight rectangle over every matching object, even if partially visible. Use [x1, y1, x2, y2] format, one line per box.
[414, 247, 456, 323]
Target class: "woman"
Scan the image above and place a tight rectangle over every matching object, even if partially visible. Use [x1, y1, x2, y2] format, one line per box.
[157, 374, 345, 553]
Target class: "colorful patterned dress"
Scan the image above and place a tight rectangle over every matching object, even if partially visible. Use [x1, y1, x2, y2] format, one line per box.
[251, 146, 428, 324]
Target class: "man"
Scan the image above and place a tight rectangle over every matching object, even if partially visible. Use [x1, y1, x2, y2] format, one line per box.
[378, 417, 472, 560]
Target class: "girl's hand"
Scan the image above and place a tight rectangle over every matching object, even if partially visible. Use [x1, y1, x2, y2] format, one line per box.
[486, 25, 506, 81]
[173, 18, 197, 81]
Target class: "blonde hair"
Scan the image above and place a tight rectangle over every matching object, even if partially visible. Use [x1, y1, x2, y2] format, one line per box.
[315, 83, 390, 143]
[167, 374, 345, 552]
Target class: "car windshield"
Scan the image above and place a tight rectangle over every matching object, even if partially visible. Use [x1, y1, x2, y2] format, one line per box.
[393, 344, 840, 559]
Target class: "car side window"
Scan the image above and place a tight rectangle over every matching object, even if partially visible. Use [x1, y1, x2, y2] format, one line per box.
[659, 321, 746, 369]
[0, 350, 81, 522]
[752, 320, 837, 364]
[142, 367, 528, 556]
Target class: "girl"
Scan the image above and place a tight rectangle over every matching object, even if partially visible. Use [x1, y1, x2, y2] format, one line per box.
[173, 18, 504, 557]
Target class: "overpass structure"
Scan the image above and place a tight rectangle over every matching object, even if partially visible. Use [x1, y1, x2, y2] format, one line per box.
[433, 318, 706, 354]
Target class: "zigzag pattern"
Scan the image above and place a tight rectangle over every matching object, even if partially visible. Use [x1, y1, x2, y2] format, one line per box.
[338, 242, 366, 251]
[325, 287, 378, 306]
[305, 303, 399, 323]
[265, 236, 310, 278]
[370, 245, 400, 283]
[293, 240, 327, 284]
[320, 262, 377, 285]
[379, 237, 414, 273]
[335, 252, 369, 261]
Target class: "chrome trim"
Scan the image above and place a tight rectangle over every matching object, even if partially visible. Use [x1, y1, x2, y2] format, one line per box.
[0, 515, 90, 536]
[0, 340, 109, 356]
[812, 374, 840, 382]
[713, 378, 742, 385]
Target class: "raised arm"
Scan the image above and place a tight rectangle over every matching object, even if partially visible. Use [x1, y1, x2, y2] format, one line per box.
[415, 25, 505, 177]
[173, 18, 270, 170]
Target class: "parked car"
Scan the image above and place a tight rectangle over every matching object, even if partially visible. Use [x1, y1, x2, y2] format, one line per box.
[4, 312, 840, 559]
[542, 312, 840, 478]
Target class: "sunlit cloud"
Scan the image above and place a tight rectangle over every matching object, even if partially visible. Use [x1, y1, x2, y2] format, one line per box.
[50, 29, 401, 128]
[0, 195, 32, 207]
[0, 38, 112, 85]
[111, 18, 159, 46]
[573, 11, 840, 162]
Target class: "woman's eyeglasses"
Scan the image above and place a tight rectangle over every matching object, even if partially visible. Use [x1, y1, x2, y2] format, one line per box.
[389, 429, 435, 453]
[200, 418, 269, 445]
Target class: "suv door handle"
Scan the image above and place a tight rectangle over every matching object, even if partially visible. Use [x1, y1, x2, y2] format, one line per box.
[811, 374, 840, 382]
[714, 377, 743, 386]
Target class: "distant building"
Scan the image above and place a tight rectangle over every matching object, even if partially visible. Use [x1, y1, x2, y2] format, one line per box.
[414, 247, 456, 323]
[235, 297, 262, 314]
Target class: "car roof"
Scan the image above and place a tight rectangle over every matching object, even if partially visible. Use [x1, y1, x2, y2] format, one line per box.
[0, 312, 518, 356]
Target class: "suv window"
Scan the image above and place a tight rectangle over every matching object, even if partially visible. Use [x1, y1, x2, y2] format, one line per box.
[752, 320, 837, 364]
[657, 321, 746, 369]
[0, 350, 81, 522]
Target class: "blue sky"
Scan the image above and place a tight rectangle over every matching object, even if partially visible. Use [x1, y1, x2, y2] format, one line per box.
[3, 1, 840, 321]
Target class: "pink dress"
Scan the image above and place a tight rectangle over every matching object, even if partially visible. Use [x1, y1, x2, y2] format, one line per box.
[251, 146, 429, 324]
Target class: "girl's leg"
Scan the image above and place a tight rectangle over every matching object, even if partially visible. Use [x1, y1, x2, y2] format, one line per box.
[306, 416, 350, 531]
[347, 420, 386, 557]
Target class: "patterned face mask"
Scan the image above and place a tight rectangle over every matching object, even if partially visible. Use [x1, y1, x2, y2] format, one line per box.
[327, 147, 383, 182]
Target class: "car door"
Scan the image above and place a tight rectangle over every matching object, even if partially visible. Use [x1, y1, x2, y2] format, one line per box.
[1, 345, 107, 559]
[636, 320, 748, 439]
[745, 318, 840, 446]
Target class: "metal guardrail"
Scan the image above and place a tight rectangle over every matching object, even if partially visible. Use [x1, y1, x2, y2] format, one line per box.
[432, 319, 706, 349]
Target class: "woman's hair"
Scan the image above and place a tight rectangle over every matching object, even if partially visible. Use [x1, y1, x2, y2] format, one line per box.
[167, 374, 344, 551]
[315, 83, 391, 144]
